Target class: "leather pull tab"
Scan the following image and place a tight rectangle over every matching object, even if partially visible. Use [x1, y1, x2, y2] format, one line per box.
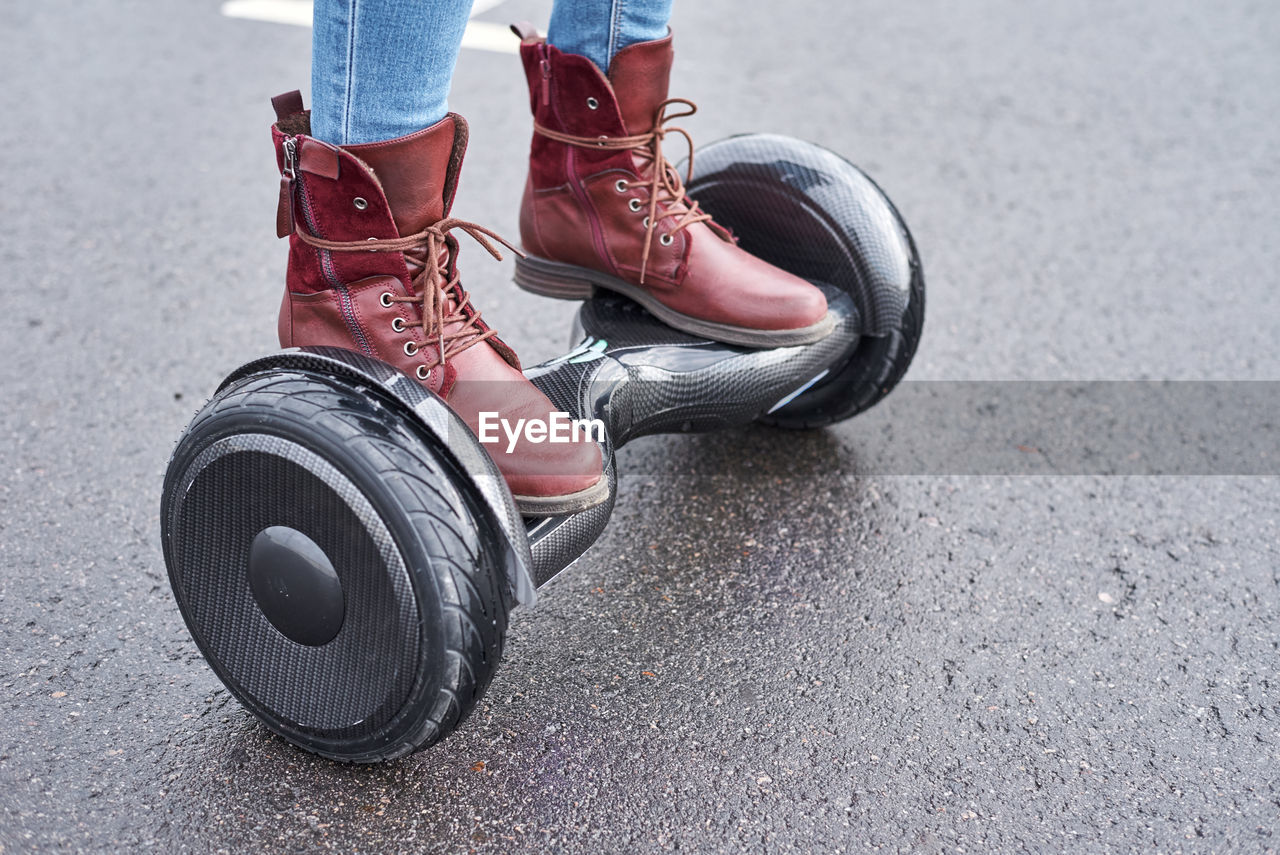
[271, 90, 305, 122]
[298, 139, 341, 179]
[509, 21, 538, 41]
[276, 176, 295, 238]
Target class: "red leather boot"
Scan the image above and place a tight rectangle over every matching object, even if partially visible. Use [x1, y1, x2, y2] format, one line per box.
[269, 91, 606, 514]
[511, 26, 833, 348]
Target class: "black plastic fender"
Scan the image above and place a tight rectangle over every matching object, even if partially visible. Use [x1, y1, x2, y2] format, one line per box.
[684, 133, 917, 338]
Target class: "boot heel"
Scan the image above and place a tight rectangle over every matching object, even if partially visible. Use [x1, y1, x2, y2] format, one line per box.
[513, 255, 597, 300]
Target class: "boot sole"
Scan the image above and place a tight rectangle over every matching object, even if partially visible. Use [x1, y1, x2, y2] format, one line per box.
[512, 472, 610, 516]
[514, 254, 835, 348]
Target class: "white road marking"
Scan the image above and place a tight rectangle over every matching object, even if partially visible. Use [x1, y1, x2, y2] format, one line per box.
[469, 0, 508, 15]
[222, 0, 311, 27]
[461, 21, 521, 54]
[219, 0, 524, 54]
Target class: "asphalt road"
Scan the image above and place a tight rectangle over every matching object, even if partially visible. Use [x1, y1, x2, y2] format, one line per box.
[2, 0, 1278, 852]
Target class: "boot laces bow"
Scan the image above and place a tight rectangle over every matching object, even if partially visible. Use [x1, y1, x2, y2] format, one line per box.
[535, 97, 725, 282]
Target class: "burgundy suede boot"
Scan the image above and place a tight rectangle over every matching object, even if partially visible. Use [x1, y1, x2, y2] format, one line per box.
[269, 90, 606, 514]
[510, 25, 833, 348]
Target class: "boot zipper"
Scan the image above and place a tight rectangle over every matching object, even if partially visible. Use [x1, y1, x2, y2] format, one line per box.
[283, 135, 376, 359]
[276, 138, 298, 238]
[539, 53, 551, 106]
[565, 146, 616, 276]
[537, 46, 616, 277]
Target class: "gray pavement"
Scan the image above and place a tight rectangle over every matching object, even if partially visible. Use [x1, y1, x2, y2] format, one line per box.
[2, 0, 1278, 852]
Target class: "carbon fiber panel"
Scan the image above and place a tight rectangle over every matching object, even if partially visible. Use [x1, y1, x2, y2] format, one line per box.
[170, 434, 418, 736]
[522, 289, 857, 585]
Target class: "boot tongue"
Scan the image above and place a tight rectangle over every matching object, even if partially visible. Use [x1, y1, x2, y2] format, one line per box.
[606, 33, 674, 134]
[342, 114, 468, 236]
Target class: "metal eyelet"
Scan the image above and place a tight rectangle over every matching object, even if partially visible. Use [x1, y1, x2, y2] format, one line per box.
[379, 292, 394, 308]
[403, 341, 418, 356]
[614, 179, 629, 193]
[660, 233, 674, 246]
[391, 317, 406, 333]
[642, 216, 650, 228]
[353, 197, 368, 210]
[416, 365, 431, 381]
[586, 97, 599, 110]
[628, 198, 643, 212]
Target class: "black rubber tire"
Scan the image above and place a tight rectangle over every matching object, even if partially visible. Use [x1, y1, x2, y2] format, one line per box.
[163, 370, 509, 762]
[760, 260, 925, 429]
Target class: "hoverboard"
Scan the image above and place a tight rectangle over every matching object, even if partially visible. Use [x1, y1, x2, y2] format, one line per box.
[161, 134, 924, 761]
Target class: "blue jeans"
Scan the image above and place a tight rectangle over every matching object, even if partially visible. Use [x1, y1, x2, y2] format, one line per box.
[311, 0, 674, 145]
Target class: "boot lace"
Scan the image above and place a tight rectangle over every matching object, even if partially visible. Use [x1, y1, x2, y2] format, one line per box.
[534, 97, 725, 283]
[294, 218, 521, 375]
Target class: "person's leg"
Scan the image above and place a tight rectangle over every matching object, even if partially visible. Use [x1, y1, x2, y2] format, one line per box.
[546, 0, 673, 72]
[311, 0, 475, 145]
[269, 0, 607, 511]
[511, 8, 833, 346]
